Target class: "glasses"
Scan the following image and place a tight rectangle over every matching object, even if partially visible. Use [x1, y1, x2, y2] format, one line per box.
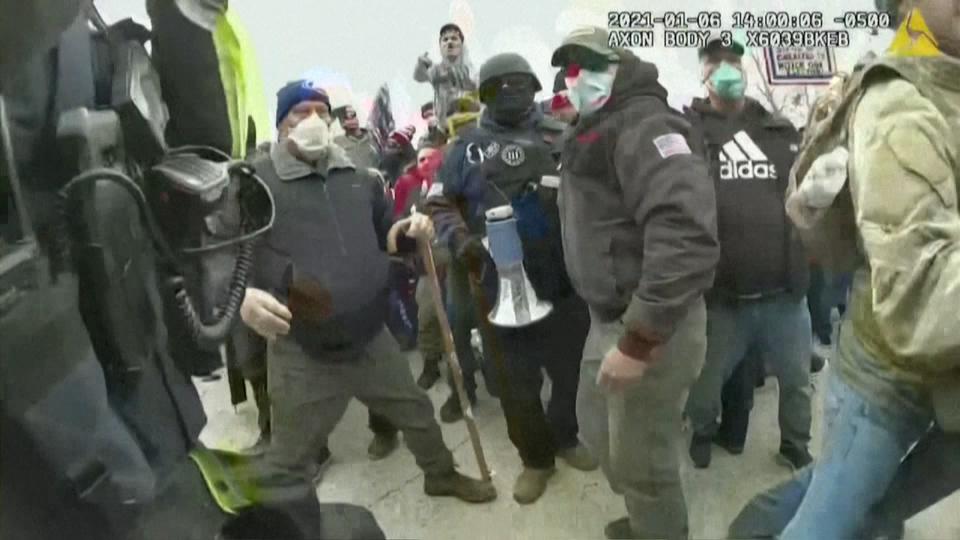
[563, 49, 612, 72]
[479, 74, 535, 102]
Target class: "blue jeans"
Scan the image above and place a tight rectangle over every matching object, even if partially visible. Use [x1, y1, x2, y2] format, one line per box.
[685, 295, 812, 451]
[729, 371, 933, 540]
[807, 265, 852, 345]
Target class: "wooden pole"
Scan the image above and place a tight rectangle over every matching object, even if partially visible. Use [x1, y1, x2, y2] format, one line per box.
[420, 241, 493, 482]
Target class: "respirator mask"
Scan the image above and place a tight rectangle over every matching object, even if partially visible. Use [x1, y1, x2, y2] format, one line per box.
[704, 61, 747, 101]
[288, 113, 333, 162]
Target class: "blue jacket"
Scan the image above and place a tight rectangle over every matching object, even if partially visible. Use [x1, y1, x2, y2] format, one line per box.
[425, 108, 574, 303]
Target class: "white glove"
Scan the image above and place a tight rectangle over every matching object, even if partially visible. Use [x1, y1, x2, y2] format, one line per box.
[800, 146, 849, 208]
[240, 288, 292, 340]
[391, 212, 435, 243]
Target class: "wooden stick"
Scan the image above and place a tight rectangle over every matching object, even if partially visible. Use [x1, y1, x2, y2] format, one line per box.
[420, 241, 493, 482]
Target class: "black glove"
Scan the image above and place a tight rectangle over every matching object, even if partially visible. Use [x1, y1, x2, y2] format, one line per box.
[455, 235, 487, 265]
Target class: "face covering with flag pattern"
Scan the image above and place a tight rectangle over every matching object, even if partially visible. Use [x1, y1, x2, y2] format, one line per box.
[565, 64, 617, 117]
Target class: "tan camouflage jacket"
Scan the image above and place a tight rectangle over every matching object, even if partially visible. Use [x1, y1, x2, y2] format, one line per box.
[838, 54, 960, 426]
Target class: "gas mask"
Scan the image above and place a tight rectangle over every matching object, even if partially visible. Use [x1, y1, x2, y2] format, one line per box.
[705, 62, 747, 101]
[565, 64, 618, 117]
[288, 113, 333, 162]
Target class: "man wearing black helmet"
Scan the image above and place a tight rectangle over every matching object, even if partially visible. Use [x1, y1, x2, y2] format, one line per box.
[425, 52, 596, 505]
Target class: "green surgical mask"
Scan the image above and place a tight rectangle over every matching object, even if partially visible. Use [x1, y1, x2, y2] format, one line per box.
[709, 62, 746, 101]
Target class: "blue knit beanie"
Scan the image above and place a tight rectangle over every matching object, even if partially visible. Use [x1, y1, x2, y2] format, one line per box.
[276, 79, 331, 127]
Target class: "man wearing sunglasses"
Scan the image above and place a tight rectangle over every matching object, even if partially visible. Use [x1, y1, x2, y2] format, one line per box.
[425, 52, 596, 505]
[551, 27, 719, 539]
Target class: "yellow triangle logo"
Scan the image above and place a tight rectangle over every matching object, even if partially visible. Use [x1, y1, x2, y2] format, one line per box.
[888, 8, 942, 57]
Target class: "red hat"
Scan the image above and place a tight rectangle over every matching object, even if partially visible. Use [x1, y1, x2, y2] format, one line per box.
[389, 125, 417, 147]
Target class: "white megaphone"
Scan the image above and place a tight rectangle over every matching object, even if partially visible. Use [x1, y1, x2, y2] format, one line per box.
[485, 205, 553, 327]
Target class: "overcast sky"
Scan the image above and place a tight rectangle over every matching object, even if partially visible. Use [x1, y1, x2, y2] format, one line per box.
[99, 0, 892, 134]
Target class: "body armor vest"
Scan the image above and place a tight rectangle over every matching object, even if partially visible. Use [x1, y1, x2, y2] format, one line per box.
[466, 122, 573, 301]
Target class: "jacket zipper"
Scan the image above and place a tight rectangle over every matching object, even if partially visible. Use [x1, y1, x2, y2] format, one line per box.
[322, 181, 348, 256]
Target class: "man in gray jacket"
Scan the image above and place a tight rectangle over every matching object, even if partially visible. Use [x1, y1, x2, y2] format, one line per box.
[333, 104, 379, 171]
[413, 23, 477, 129]
[551, 27, 719, 540]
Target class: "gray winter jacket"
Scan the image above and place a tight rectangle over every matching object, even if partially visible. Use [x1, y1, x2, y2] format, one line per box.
[559, 50, 719, 362]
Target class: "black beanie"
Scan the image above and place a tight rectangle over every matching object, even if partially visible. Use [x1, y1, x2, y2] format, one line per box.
[439, 23, 464, 42]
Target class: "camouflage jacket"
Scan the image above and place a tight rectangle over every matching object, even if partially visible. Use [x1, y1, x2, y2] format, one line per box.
[837, 53, 960, 427]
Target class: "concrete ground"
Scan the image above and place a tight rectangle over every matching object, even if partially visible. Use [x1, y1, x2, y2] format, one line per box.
[197, 355, 960, 540]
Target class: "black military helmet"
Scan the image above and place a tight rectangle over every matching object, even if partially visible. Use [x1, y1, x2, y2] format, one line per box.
[478, 53, 543, 101]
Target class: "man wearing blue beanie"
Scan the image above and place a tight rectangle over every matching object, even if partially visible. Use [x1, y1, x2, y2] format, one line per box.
[275, 79, 331, 128]
[238, 79, 497, 504]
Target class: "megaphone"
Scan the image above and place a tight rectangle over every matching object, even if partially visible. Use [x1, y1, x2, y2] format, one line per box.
[485, 205, 553, 327]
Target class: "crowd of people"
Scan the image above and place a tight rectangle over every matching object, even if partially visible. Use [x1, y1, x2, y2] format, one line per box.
[229, 1, 960, 538]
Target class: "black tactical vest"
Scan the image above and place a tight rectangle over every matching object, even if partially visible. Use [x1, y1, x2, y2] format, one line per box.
[465, 121, 574, 302]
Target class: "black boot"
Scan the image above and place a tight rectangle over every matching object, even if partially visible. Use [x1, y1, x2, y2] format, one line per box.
[689, 433, 712, 469]
[777, 444, 813, 471]
[604, 517, 637, 539]
[417, 354, 442, 390]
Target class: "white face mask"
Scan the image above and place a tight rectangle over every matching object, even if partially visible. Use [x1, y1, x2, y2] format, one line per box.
[288, 113, 332, 161]
[565, 64, 618, 117]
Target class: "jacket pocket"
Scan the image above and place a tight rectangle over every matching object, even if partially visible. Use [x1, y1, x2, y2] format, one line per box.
[610, 234, 642, 300]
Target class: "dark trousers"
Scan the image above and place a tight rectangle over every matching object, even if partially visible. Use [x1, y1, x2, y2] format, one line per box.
[716, 351, 762, 448]
[865, 427, 960, 536]
[446, 260, 493, 399]
[485, 293, 590, 469]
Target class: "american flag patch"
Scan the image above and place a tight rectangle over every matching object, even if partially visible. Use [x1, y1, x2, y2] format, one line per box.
[653, 134, 691, 158]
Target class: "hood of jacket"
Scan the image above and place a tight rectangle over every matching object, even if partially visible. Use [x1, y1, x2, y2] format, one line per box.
[602, 49, 669, 113]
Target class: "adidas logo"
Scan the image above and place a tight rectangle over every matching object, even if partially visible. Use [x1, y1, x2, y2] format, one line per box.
[719, 131, 778, 180]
